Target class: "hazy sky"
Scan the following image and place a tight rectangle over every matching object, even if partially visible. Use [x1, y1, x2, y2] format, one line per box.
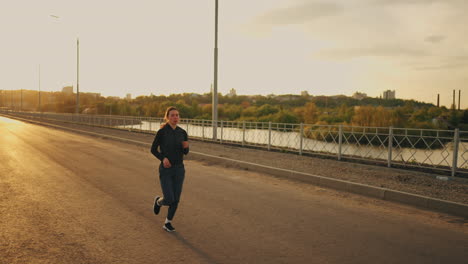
[1, 0, 467, 107]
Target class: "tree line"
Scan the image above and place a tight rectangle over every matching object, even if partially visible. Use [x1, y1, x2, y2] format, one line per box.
[1, 89, 467, 130]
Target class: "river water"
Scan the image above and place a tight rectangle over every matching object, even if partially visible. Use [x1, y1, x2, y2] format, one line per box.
[119, 121, 467, 170]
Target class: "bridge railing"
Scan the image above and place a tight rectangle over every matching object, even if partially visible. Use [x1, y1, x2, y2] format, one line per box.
[1, 110, 466, 177]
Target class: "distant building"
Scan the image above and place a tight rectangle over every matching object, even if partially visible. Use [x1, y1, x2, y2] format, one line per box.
[227, 88, 237, 98]
[62, 86, 73, 95]
[383, 90, 396, 100]
[126, 93, 131, 100]
[301, 91, 310, 97]
[108, 96, 120, 100]
[352, 92, 367, 100]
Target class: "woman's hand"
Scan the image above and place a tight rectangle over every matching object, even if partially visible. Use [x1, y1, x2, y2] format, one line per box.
[163, 158, 172, 168]
[182, 141, 189, 149]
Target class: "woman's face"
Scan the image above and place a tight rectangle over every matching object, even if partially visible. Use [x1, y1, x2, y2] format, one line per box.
[167, 110, 180, 125]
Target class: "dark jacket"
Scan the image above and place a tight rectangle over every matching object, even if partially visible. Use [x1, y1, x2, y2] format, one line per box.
[151, 124, 189, 166]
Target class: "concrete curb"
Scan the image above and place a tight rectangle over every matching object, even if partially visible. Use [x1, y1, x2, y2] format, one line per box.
[3, 114, 468, 219]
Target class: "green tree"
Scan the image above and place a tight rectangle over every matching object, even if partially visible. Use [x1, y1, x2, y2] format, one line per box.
[257, 104, 279, 117]
[273, 110, 298, 123]
[352, 106, 374, 126]
[241, 106, 257, 117]
[303, 102, 319, 124]
[460, 110, 468, 124]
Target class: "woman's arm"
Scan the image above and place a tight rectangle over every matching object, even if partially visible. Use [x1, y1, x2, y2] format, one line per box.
[182, 131, 189, 155]
[150, 130, 165, 161]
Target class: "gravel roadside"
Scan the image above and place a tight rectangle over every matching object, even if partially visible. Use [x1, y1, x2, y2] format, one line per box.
[5, 114, 468, 205]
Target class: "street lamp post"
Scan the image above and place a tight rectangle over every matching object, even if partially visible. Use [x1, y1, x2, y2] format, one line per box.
[38, 64, 41, 112]
[49, 15, 79, 114]
[212, 0, 219, 140]
[76, 38, 80, 114]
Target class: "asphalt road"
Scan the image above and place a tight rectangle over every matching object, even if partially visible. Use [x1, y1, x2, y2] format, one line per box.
[1, 116, 467, 264]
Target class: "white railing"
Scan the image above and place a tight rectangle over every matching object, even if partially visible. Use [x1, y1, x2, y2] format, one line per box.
[2, 110, 467, 177]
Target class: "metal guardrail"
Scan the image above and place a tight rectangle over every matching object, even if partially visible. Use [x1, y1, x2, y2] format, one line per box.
[2, 110, 467, 177]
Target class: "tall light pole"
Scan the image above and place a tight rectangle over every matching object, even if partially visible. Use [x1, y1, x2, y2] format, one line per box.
[458, 89, 461, 111]
[49, 15, 79, 114]
[38, 64, 41, 112]
[76, 38, 80, 114]
[212, 0, 219, 140]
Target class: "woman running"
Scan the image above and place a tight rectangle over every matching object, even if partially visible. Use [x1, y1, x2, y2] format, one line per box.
[151, 106, 189, 232]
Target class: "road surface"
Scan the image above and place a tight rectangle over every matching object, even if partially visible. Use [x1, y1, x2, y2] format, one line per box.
[0, 116, 467, 264]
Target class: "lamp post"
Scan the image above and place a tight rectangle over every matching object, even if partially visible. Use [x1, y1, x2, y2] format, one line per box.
[48, 15, 80, 114]
[212, 0, 219, 140]
[76, 38, 80, 114]
[38, 64, 41, 112]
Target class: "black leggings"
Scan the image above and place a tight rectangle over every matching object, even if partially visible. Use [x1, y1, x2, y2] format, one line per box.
[158, 164, 185, 220]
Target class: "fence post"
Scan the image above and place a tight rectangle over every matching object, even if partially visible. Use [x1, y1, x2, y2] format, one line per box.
[268, 121, 272, 151]
[338, 125, 343, 161]
[452, 128, 460, 177]
[140, 116, 142, 131]
[242, 121, 246, 147]
[220, 120, 224, 144]
[202, 120, 205, 141]
[149, 118, 152, 132]
[299, 123, 304, 155]
[388, 126, 393, 168]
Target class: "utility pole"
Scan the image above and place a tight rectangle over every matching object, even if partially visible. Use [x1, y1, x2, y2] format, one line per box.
[458, 90, 461, 111]
[212, 0, 219, 140]
[38, 64, 41, 112]
[76, 38, 80, 114]
[453, 89, 456, 110]
[437, 94, 440, 107]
